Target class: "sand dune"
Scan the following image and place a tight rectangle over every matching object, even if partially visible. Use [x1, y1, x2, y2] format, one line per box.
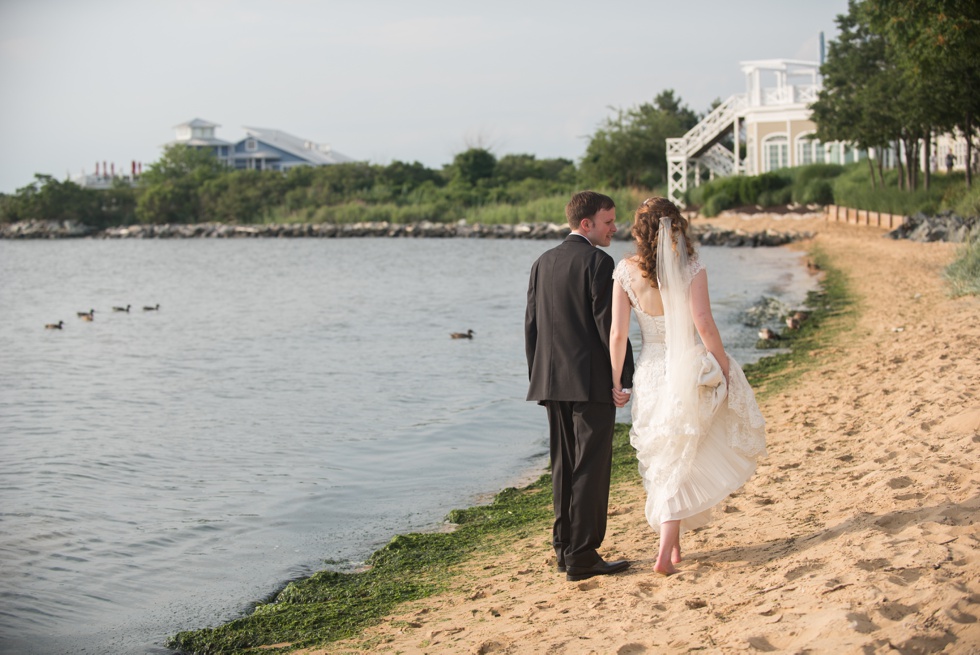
[314, 214, 980, 654]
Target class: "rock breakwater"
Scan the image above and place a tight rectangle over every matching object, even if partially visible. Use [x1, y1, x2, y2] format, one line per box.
[887, 211, 979, 243]
[1, 219, 811, 246]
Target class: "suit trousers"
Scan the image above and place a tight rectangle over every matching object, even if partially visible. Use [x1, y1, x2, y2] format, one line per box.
[545, 400, 616, 568]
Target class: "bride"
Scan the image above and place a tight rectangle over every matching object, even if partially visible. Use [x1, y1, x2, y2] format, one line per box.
[609, 197, 767, 575]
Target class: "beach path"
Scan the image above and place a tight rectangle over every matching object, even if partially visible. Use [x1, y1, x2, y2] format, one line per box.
[309, 215, 980, 655]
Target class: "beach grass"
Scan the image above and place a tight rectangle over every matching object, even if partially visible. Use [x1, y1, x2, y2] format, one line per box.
[167, 243, 852, 655]
[259, 189, 649, 226]
[944, 236, 980, 297]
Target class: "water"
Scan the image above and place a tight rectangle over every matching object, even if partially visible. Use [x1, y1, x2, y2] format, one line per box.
[0, 237, 816, 654]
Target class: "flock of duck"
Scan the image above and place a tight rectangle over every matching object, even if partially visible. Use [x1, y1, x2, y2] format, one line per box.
[44, 304, 161, 330]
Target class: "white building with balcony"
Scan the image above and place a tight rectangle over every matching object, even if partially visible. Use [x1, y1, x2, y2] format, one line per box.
[667, 59, 864, 206]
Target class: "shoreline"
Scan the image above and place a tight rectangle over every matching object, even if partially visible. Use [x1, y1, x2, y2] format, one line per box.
[0, 216, 816, 247]
[167, 212, 969, 654]
[307, 215, 979, 653]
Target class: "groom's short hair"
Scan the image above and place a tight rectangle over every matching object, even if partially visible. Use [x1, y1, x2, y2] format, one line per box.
[566, 191, 616, 228]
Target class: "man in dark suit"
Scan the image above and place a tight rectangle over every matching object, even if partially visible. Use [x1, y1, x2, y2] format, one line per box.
[525, 191, 634, 582]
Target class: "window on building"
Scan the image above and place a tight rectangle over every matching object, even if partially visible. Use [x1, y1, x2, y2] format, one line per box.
[246, 139, 257, 152]
[763, 135, 788, 171]
[796, 133, 825, 166]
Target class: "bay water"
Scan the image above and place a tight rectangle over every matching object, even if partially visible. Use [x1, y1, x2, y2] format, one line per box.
[0, 236, 815, 654]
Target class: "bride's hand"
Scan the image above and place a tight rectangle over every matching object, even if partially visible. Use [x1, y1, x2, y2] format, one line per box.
[612, 387, 631, 408]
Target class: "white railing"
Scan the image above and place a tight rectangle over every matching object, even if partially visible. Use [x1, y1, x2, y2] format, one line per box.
[679, 94, 747, 156]
[797, 85, 819, 104]
[666, 94, 747, 206]
[764, 87, 792, 105]
[759, 84, 820, 106]
[699, 143, 736, 177]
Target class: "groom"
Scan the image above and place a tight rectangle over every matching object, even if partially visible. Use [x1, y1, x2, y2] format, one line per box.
[525, 191, 634, 582]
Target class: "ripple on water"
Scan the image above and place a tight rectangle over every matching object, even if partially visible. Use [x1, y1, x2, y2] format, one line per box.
[0, 238, 816, 653]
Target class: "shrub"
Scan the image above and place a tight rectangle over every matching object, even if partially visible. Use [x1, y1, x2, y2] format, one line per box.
[703, 190, 735, 217]
[799, 179, 835, 205]
[945, 238, 980, 296]
[794, 163, 845, 186]
[941, 182, 980, 218]
[757, 186, 793, 207]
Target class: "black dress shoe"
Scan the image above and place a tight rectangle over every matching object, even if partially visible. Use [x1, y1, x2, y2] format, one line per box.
[565, 558, 630, 581]
[557, 562, 566, 573]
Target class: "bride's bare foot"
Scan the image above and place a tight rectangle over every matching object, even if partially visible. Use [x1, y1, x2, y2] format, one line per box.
[656, 521, 682, 573]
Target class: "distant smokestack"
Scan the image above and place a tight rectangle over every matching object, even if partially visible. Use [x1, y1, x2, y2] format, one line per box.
[820, 31, 825, 65]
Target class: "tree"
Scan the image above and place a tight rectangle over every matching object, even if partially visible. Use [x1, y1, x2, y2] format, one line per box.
[494, 154, 575, 186]
[579, 90, 699, 189]
[867, 0, 980, 187]
[812, 0, 956, 191]
[447, 148, 497, 186]
[199, 170, 289, 223]
[0, 174, 100, 223]
[376, 160, 443, 203]
[136, 145, 226, 223]
[811, 1, 897, 189]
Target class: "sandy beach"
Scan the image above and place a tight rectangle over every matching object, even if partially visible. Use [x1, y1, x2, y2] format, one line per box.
[311, 213, 979, 654]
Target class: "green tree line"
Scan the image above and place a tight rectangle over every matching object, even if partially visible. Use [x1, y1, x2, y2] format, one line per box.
[0, 90, 704, 227]
[811, 0, 980, 192]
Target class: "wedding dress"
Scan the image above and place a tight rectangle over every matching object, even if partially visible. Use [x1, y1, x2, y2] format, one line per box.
[613, 251, 767, 534]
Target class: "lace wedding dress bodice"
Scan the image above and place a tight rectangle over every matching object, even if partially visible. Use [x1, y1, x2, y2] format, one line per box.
[613, 258, 704, 370]
[613, 257, 766, 534]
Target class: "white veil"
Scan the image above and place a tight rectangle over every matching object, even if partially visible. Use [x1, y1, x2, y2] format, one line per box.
[631, 211, 767, 530]
[643, 217, 704, 518]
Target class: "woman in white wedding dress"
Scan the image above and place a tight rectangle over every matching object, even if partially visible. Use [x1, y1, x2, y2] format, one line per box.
[609, 197, 767, 575]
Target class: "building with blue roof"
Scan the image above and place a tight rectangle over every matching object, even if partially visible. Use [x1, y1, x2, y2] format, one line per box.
[171, 119, 355, 171]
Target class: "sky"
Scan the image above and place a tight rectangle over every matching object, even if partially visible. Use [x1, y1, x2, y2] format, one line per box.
[0, 0, 848, 194]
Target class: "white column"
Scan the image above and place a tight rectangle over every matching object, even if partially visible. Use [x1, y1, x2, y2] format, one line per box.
[787, 119, 793, 166]
[733, 115, 740, 175]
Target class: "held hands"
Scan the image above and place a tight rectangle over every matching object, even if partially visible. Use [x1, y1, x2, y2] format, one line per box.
[612, 387, 632, 408]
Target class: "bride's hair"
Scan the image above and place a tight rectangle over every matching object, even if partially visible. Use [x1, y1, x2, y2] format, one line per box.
[632, 196, 695, 287]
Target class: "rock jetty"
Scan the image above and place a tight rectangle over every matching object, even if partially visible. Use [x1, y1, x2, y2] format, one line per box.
[0, 218, 811, 246]
[887, 211, 979, 243]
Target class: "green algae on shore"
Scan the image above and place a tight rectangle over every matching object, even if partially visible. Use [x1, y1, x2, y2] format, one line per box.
[167, 425, 638, 655]
[168, 244, 853, 655]
[742, 246, 855, 400]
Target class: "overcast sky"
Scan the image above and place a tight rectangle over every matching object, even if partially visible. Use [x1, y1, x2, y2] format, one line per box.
[0, 0, 847, 193]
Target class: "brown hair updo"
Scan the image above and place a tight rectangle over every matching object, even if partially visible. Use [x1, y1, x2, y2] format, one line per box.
[632, 196, 696, 287]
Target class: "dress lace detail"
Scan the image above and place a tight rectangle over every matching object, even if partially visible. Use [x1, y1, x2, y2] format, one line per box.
[613, 259, 642, 310]
[614, 256, 766, 534]
[687, 258, 705, 281]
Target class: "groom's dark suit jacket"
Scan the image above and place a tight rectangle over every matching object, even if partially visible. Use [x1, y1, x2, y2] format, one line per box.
[525, 234, 634, 402]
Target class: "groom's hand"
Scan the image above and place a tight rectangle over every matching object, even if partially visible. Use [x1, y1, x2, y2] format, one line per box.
[612, 387, 631, 408]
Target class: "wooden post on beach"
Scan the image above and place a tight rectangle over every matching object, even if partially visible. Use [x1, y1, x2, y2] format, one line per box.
[825, 205, 906, 230]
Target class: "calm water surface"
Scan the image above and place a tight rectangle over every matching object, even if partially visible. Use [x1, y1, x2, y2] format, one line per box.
[0, 237, 815, 654]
